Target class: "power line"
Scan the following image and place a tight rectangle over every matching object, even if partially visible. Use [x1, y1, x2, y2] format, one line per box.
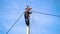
[6, 13, 23, 34]
[33, 11, 60, 17]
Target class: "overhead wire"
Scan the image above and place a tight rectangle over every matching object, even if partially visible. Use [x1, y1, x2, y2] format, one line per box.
[6, 13, 24, 34]
[32, 11, 60, 34]
[32, 11, 60, 17]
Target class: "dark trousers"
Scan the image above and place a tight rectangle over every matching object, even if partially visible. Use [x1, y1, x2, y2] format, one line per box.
[24, 15, 30, 26]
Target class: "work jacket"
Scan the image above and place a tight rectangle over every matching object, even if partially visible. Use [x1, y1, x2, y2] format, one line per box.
[24, 11, 32, 19]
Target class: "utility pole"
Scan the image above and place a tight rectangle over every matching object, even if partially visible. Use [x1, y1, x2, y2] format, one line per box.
[24, 6, 32, 34]
[26, 24, 30, 34]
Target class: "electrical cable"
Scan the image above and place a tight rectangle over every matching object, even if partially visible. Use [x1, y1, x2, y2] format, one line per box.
[6, 13, 23, 34]
[33, 11, 60, 17]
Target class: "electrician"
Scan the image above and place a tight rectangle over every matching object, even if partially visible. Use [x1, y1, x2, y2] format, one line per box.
[24, 6, 32, 26]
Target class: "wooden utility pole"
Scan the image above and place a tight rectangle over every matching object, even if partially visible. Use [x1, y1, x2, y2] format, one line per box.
[24, 6, 32, 34]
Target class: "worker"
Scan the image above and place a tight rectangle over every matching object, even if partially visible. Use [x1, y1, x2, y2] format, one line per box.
[24, 6, 32, 26]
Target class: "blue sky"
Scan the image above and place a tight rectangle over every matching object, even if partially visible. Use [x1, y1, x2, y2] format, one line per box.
[0, 0, 60, 34]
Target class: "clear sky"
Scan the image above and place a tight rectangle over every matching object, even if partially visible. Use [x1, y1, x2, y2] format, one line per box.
[0, 0, 60, 34]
